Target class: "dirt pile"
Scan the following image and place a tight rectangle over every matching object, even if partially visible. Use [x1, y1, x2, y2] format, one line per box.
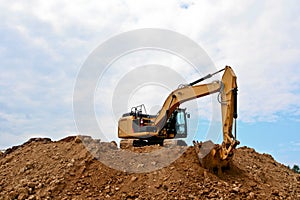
[0, 136, 299, 200]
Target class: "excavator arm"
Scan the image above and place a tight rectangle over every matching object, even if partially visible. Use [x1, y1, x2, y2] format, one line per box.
[220, 66, 239, 158]
[193, 66, 239, 174]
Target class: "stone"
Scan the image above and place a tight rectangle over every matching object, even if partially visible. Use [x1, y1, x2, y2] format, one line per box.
[232, 187, 240, 193]
[18, 193, 29, 200]
[67, 163, 73, 167]
[131, 176, 138, 182]
[74, 136, 82, 143]
[27, 182, 36, 188]
[247, 192, 255, 199]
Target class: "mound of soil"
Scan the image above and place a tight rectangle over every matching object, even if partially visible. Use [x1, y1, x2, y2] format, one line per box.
[0, 136, 299, 199]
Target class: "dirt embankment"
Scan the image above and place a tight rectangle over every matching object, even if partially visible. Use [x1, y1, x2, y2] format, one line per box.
[0, 136, 299, 200]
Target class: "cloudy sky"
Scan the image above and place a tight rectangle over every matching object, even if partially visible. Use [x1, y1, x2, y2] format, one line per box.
[1, 0, 300, 166]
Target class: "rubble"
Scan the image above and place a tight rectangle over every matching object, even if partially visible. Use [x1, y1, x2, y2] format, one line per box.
[0, 136, 299, 199]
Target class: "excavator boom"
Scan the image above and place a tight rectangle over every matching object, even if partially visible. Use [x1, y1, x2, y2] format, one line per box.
[154, 81, 222, 133]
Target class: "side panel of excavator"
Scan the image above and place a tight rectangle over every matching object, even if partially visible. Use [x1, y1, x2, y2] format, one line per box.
[118, 108, 188, 141]
[118, 116, 157, 139]
[118, 117, 131, 138]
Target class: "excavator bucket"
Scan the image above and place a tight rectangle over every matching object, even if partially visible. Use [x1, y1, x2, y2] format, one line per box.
[193, 140, 231, 174]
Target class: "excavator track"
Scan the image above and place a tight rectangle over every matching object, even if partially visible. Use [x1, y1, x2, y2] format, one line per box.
[120, 139, 187, 149]
[120, 139, 134, 149]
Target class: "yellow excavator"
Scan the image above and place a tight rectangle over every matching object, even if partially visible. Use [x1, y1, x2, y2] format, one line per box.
[118, 66, 239, 173]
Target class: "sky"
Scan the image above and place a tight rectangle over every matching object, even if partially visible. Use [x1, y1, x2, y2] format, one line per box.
[0, 0, 300, 166]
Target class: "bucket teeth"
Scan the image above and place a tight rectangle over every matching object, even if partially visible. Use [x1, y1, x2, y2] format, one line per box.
[193, 140, 230, 174]
[193, 140, 215, 165]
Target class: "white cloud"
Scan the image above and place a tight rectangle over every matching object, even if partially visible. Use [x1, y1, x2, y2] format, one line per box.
[0, 0, 300, 148]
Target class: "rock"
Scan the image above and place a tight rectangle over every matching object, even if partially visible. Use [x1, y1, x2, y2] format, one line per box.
[247, 192, 255, 199]
[27, 182, 36, 189]
[239, 188, 247, 194]
[131, 176, 138, 182]
[272, 190, 279, 196]
[18, 187, 29, 194]
[36, 183, 43, 189]
[19, 167, 27, 173]
[110, 141, 117, 149]
[126, 192, 138, 198]
[162, 184, 168, 191]
[18, 193, 29, 200]
[67, 162, 74, 167]
[137, 164, 144, 168]
[8, 191, 18, 199]
[74, 136, 82, 143]
[207, 192, 217, 198]
[249, 182, 257, 188]
[232, 187, 240, 193]
[155, 183, 162, 189]
[28, 195, 36, 200]
[202, 188, 210, 195]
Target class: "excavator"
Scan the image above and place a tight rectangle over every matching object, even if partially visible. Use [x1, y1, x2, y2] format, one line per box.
[118, 66, 239, 173]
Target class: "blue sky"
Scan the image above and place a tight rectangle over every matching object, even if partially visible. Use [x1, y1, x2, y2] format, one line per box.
[0, 1, 300, 166]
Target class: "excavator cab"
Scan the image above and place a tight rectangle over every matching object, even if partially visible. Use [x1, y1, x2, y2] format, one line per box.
[161, 108, 188, 138]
